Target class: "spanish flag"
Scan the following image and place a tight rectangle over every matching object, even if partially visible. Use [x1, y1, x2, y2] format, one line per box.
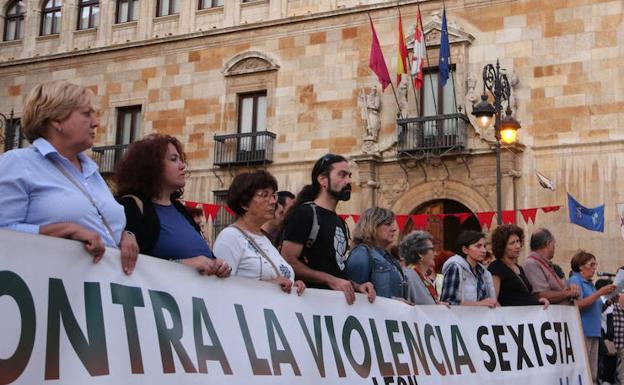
[396, 14, 409, 84]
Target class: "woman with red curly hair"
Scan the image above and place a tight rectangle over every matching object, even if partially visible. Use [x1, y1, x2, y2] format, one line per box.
[114, 134, 230, 277]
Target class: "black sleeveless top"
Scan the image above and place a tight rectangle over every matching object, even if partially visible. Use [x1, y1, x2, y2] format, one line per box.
[488, 259, 540, 306]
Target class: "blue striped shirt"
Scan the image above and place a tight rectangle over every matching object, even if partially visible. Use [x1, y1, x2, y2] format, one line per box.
[0, 138, 125, 247]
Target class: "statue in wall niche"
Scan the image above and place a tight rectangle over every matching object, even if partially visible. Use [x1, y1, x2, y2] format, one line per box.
[359, 86, 381, 141]
[397, 76, 409, 117]
[465, 72, 478, 105]
[507, 70, 520, 117]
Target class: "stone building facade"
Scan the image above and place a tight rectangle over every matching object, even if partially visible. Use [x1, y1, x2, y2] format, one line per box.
[1, 0, 623, 272]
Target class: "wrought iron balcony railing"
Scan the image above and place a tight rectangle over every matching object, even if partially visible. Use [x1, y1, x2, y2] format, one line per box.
[213, 131, 276, 167]
[91, 144, 130, 174]
[397, 113, 469, 155]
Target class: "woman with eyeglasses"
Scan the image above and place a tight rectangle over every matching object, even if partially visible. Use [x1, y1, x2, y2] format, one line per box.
[568, 250, 616, 383]
[344, 207, 406, 300]
[115, 134, 230, 277]
[213, 171, 305, 295]
[399, 230, 443, 305]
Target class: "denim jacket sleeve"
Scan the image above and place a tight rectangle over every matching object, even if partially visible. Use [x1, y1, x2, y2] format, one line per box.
[345, 244, 372, 284]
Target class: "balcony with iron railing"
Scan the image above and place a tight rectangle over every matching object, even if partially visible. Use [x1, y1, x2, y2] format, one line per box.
[213, 131, 276, 167]
[91, 144, 130, 174]
[397, 113, 469, 156]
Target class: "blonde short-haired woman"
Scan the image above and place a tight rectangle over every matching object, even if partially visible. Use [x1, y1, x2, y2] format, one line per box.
[344, 207, 405, 300]
[0, 81, 138, 273]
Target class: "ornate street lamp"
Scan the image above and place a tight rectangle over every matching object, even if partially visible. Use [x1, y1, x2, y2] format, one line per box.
[471, 60, 521, 225]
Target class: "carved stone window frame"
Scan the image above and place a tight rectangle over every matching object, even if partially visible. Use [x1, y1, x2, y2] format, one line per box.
[222, 51, 279, 135]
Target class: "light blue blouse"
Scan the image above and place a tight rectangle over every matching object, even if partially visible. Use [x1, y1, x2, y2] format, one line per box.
[0, 138, 125, 247]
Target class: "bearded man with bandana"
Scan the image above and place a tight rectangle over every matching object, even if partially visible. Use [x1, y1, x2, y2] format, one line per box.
[281, 154, 376, 305]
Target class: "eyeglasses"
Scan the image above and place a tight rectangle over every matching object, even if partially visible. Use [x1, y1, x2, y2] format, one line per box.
[255, 191, 277, 200]
[585, 262, 598, 268]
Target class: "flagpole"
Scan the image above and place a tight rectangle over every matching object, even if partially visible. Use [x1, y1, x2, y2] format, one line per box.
[445, 10, 459, 113]
[418, 2, 438, 115]
[396, 2, 420, 117]
[389, 81, 403, 118]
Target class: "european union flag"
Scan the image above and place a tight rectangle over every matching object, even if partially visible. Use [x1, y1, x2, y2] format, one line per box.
[438, 8, 450, 86]
[568, 193, 604, 232]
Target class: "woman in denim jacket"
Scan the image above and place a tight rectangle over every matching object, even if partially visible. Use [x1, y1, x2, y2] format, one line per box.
[345, 207, 406, 300]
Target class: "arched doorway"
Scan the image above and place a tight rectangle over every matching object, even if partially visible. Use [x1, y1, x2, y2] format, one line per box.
[402, 199, 481, 255]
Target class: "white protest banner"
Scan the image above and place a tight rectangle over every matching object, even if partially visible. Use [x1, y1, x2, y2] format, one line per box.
[0, 229, 590, 385]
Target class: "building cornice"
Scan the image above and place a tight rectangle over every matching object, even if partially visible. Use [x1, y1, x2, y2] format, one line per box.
[0, 0, 511, 68]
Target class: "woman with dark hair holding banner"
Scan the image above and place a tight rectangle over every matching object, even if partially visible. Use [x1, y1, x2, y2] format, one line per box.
[213, 171, 305, 295]
[115, 134, 230, 278]
[0, 81, 138, 274]
[489, 224, 549, 307]
[440, 230, 497, 307]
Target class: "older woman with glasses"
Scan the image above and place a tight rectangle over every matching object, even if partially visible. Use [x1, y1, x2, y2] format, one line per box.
[0, 81, 138, 274]
[568, 250, 616, 384]
[345, 207, 405, 300]
[213, 171, 305, 295]
[399, 230, 442, 305]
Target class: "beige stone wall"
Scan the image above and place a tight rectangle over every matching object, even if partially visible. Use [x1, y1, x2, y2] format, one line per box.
[1, 0, 623, 272]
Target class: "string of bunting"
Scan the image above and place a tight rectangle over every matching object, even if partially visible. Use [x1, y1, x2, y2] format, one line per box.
[182, 200, 561, 231]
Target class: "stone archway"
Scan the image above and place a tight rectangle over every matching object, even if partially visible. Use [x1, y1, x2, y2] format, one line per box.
[391, 180, 493, 217]
[391, 180, 493, 267]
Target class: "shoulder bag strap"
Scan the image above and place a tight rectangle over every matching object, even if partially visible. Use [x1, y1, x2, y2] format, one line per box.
[304, 202, 319, 248]
[230, 225, 281, 277]
[49, 158, 116, 242]
[528, 255, 565, 290]
[122, 194, 144, 215]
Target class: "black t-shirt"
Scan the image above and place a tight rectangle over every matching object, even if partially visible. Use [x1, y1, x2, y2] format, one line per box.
[283, 204, 349, 289]
[488, 259, 540, 306]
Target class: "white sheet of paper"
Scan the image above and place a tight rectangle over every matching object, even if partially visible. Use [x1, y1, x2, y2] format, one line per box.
[606, 269, 624, 300]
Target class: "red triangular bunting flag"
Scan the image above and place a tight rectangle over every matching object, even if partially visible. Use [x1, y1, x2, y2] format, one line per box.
[475, 212, 496, 229]
[502, 210, 516, 224]
[454, 213, 472, 224]
[541, 206, 561, 213]
[432, 213, 447, 220]
[395, 215, 410, 231]
[338, 214, 350, 222]
[411, 214, 428, 229]
[351, 215, 360, 224]
[520, 208, 538, 224]
[185, 200, 198, 208]
[224, 205, 236, 217]
[202, 204, 220, 221]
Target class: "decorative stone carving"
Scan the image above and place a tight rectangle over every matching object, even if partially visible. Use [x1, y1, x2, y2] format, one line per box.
[358, 86, 381, 141]
[507, 70, 519, 117]
[380, 176, 408, 207]
[223, 51, 280, 77]
[464, 71, 484, 137]
[362, 136, 397, 156]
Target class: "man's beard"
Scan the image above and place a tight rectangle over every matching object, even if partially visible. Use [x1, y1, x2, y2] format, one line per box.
[328, 183, 351, 201]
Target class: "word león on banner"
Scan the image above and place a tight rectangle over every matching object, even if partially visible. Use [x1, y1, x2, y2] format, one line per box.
[0, 229, 590, 385]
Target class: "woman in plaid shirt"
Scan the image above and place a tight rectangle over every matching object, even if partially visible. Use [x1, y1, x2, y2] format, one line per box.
[440, 230, 498, 307]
